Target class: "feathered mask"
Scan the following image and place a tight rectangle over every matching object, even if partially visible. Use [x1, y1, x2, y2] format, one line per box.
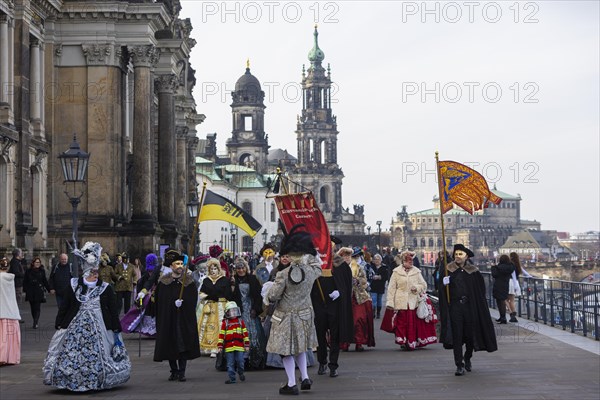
[73, 242, 103, 276]
[145, 253, 158, 273]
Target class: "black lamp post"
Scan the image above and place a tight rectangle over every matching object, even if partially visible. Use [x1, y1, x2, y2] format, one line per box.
[366, 225, 371, 251]
[58, 135, 90, 277]
[231, 226, 237, 257]
[187, 195, 200, 256]
[262, 229, 268, 247]
[376, 220, 382, 251]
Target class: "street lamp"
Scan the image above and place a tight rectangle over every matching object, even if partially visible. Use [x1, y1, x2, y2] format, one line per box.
[376, 220, 382, 251]
[367, 225, 371, 251]
[187, 194, 200, 256]
[262, 229, 268, 246]
[231, 226, 238, 257]
[58, 134, 90, 277]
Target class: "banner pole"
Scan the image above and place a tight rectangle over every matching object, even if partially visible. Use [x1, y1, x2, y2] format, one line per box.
[435, 151, 450, 304]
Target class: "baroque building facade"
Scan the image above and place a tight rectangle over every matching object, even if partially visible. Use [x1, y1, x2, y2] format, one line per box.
[0, 0, 203, 263]
[390, 188, 540, 263]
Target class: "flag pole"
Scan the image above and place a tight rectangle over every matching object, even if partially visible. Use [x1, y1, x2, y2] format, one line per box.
[435, 151, 450, 303]
[180, 182, 208, 301]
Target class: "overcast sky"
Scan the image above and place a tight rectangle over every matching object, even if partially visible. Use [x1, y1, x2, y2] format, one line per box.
[179, 0, 599, 234]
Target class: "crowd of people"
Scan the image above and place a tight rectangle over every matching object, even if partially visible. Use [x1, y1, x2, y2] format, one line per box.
[0, 236, 536, 393]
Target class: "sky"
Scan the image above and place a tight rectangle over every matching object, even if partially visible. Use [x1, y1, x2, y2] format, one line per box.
[179, 0, 600, 235]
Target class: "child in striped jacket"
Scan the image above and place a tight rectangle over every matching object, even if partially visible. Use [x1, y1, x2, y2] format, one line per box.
[218, 301, 249, 384]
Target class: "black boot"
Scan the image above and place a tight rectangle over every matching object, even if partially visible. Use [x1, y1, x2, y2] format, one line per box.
[318, 364, 327, 375]
[168, 370, 179, 381]
[509, 312, 518, 323]
[376, 307, 381, 319]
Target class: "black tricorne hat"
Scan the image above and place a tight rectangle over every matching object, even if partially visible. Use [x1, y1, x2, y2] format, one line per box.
[453, 244, 474, 258]
[279, 224, 317, 257]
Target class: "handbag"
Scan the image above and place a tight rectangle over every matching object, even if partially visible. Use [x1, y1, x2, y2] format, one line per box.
[215, 320, 228, 371]
[380, 307, 396, 333]
[416, 294, 430, 319]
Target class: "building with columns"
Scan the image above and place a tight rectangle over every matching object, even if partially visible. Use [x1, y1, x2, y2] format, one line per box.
[0, 0, 203, 263]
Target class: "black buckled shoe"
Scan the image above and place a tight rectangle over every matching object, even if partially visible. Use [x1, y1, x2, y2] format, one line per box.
[318, 364, 327, 375]
[329, 368, 338, 378]
[300, 378, 312, 390]
[455, 366, 466, 376]
[464, 360, 472, 372]
[279, 384, 299, 395]
[178, 373, 186, 382]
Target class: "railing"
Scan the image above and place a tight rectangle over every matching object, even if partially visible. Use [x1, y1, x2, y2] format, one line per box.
[420, 265, 600, 341]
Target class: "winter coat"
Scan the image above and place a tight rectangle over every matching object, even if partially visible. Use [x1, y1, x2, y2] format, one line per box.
[491, 262, 515, 300]
[350, 262, 371, 305]
[367, 264, 389, 294]
[98, 264, 118, 285]
[49, 262, 74, 296]
[0, 273, 21, 320]
[266, 254, 321, 356]
[23, 267, 51, 303]
[386, 266, 427, 311]
[153, 271, 200, 361]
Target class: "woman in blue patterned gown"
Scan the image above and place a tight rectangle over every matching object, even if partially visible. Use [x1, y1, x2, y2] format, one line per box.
[43, 242, 131, 391]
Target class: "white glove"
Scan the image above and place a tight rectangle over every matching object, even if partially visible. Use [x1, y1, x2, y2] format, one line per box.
[443, 276, 450, 286]
[175, 299, 183, 308]
[261, 281, 274, 301]
[329, 290, 340, 301]
[136, 291, 146, 301]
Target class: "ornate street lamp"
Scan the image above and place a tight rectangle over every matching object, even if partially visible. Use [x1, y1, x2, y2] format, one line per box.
[367, 225, 371, 251]
[187, 194, 200, 256]
[58, 134, 90, 277]
[376, 220, 382, 251]
[262, 229, 268, 246]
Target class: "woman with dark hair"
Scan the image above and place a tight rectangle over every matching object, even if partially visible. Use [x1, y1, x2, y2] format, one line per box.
[507, 252, 523, 322]
[491, 254, 515, 324]
[231, 257, 267, 370]
[23, 257, 51, 329]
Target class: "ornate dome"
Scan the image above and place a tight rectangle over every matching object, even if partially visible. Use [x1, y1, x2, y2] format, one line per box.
[235, 66, 261, 92]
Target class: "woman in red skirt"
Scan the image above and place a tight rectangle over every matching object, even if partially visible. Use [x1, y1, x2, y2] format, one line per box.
[386, 251, 437, 350]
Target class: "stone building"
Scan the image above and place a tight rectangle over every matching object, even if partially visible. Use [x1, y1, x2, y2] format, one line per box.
[195, 27, 365, 252]
[288, 26, 365, 236]
[390, 188, 539, 263]
[0, 0, 202, 263]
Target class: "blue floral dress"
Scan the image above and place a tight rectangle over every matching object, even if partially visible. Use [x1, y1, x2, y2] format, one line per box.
[43, 280, 131, 391]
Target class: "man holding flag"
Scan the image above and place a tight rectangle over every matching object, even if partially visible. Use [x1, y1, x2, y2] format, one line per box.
[435, 153, 498, 376]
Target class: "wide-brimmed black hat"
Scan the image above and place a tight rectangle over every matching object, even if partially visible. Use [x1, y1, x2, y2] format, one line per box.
[453, 244, 474, 258]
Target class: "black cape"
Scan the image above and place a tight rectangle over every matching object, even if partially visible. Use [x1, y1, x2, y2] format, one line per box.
[438, 262, 497, 352]
[153, 271, 200, 361]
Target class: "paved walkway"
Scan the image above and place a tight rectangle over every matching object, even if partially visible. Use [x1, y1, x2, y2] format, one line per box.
[1, 300, 599, 399]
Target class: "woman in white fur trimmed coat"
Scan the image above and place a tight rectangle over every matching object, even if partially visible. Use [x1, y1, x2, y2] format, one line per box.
[386, 251, 437, 350]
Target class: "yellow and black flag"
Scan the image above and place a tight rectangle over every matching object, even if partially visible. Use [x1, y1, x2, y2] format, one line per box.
[198, 189, 262, 237]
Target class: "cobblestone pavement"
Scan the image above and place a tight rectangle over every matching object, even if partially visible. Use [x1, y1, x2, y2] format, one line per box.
[1, 300, 599, 399]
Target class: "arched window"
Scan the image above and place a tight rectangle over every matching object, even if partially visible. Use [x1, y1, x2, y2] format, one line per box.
[270, 203, 276, 222]
[428, 238, 434, 247]
[420, 238, 426, 247]
[413, 238, 418, 248]
[242, 236, 253, 253]
[242, 201, 253, 217]
[437, 238, 442, 247]
[447, 238, 453, 247]
[319, 186, 328, 203]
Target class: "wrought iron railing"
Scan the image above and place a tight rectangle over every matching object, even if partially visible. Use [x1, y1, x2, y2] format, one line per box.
[420, 265, 600, 341]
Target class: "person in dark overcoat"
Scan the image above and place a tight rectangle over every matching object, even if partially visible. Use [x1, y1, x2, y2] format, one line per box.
[310, 244, 353, 378]
[23, 257, 51, 328]
[438, 244, 497, 376]
[153, 250, 200, 382]
[491, 254, 515, 324]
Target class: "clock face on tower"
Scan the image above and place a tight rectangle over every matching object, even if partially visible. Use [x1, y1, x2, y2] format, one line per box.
[239, 131, 255, 140]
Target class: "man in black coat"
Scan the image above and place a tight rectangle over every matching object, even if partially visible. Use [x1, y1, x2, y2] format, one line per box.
[311, 246, 353, 378]
[438, 244, 497, 376]
[491, 255, 515, 324]
[153, 250, 200, 382]
[49, 253, 75, 309]
[8, 248, 24, 304]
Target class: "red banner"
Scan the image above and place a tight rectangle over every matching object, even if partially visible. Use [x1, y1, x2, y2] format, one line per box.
[275, 193, 332, 274]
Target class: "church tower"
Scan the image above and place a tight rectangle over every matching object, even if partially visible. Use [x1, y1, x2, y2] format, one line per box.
[292, 26, 346, 226]
[226, 61, 269, 173]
